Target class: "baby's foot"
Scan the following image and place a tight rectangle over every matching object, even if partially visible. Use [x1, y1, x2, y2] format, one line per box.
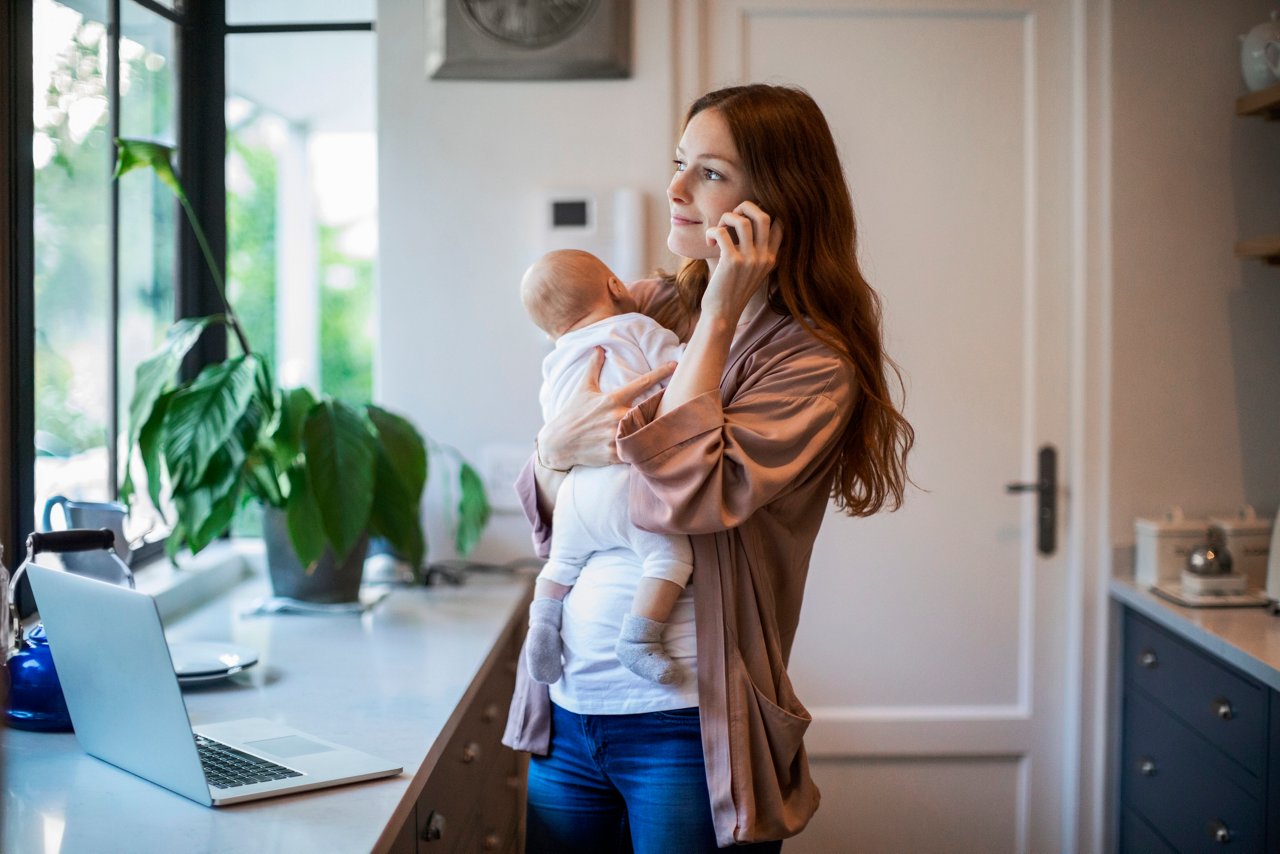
[525, 598, 564, 684]
[616, 613, 681, 685]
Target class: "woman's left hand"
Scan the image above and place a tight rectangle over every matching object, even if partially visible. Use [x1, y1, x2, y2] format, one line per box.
[702, 201, 783, 322]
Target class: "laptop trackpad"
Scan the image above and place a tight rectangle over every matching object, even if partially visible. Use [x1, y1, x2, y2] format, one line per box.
[244, 735, 334, 758]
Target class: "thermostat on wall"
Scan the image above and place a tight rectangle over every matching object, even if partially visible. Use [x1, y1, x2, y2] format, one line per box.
[551, 198, 592, 230]
[536, 189, 646, 281]
[547, 195, 595, 234]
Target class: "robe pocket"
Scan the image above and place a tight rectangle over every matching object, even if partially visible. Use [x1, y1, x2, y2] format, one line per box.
[745, 675, 812, 784]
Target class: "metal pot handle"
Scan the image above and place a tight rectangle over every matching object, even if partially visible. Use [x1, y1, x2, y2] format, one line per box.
[27, 529, 117, 555]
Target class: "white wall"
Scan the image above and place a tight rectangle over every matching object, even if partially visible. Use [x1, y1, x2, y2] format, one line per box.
[1110, 0, 1280, 545]
[375, 0, 679, 561]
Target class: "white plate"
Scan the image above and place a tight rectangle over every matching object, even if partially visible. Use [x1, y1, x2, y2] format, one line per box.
[169, 641, 259, 679]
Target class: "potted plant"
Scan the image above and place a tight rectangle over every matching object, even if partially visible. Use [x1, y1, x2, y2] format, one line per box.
[115, 139, 489, 601]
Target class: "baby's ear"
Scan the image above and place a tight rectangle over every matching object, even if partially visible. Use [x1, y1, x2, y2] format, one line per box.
[608, 277, 638, 312]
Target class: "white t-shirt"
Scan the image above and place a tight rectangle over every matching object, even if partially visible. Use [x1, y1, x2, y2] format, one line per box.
[539, 313, 698, 714]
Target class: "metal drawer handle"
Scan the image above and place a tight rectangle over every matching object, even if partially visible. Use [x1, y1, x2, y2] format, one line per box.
[1139, 650, 1158, 668]
[1138, 757, 1157, 776]
[1214, 699, 1234, 720]
[1209, 819, 1231, 844]
[461, 741, 482, 764]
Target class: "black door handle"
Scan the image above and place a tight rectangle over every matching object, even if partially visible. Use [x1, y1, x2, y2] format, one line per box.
[1005, 445, 1057, 556]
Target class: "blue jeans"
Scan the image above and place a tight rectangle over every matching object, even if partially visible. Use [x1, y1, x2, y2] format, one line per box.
[526, 702, 784, 853]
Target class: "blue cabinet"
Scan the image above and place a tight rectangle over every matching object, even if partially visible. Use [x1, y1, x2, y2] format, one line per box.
[1120, 609, 1278, 853]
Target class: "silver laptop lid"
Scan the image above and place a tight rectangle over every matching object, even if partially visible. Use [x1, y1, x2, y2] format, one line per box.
[25, 563, 212, 805]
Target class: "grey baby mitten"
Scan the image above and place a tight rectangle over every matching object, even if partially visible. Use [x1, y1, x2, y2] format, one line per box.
[616, 613, 681, 685]
[526, 598, 565, 684]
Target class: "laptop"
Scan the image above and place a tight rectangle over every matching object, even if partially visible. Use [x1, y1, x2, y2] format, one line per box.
[24, 562, 402, 806]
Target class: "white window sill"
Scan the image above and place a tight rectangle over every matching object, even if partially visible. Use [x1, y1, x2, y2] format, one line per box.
[132, 538, 263, 621]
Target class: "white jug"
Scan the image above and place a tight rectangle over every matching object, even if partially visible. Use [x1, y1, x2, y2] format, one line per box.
[1240, 11, 1280, 92]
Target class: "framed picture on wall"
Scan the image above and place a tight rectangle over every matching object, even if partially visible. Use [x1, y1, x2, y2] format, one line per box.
[425, 0, 632, 80]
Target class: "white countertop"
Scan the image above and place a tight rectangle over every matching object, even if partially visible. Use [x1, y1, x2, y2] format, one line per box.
[2, 562, 532, 854]
[1110, 575, 1280, 691]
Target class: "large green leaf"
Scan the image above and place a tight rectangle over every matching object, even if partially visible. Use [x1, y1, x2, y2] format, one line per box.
[161, 355, 258, 491]
[114, 138, 186, 201]
[285, 466, 326, 568]
[274, 387, 317, 464]
[454, 462, 491, 556]
[135, 389, 174, 516]
[121, 315, 221, 502]
[178, 448, 245, 554]
[301, 399, 377, 560]
[369, 447, 425, 568]
[365, 405, 427, 501]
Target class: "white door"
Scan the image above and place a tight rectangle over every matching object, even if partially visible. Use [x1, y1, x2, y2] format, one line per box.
[687, 2, 1080, 852]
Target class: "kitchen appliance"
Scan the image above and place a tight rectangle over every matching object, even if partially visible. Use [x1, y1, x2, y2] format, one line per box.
[1209, 505, 1272, 590]
[1152, 523, 1271, 610]
[5, 529, 133, 731]
[1180, 540, 1246, 596]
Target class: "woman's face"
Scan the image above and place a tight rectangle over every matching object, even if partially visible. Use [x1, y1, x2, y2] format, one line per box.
[667, 108, 751, 262]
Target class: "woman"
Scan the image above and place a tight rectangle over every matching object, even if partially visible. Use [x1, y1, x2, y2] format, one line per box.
[503, 83, 914, 852]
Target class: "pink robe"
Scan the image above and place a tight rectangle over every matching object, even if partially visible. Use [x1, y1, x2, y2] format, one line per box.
[503, 278, 857, 846]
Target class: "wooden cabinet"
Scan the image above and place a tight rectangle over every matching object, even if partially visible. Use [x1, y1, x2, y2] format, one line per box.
[1119, 608, 1279, 852]
[387, 588, 530, 854]
[417, 616, 526, 854]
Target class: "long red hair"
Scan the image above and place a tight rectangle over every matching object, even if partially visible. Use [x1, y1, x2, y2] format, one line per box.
[666, 84, 914, 516]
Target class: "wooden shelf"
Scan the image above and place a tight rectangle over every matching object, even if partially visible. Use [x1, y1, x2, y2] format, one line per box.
[1235, 234, 1280, 264]
[1237, 82, 1280, 118]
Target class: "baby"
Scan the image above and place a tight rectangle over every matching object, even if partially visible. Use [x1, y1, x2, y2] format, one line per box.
[521, 249, 690, 685]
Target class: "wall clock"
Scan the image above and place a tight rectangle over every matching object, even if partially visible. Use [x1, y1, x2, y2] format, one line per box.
[426, 0, 632, 80]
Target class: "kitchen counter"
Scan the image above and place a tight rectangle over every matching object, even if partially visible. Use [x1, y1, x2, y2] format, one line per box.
[2, 557, 533, 854]
[1109, 575, 1280, 691]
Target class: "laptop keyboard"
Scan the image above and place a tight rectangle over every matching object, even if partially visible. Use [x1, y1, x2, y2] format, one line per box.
[195, 734, 303, 789]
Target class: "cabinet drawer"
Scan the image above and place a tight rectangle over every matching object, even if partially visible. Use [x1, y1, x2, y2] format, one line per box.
[1120, 809, 1177, 854]
[419, 621, 523, 852]
[1124, 611, 1267, 778]
[467, 754, 522, 854]
[1123, 689, 1266, 852]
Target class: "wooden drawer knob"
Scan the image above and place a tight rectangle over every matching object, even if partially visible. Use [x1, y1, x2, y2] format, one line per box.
[462, 741, 482, 764]
[421, 810, 446, 842]
[481, 702, 502, 723]
[482, 831, 503, 851]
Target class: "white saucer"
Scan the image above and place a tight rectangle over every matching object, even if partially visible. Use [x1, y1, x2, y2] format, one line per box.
[169, 641, 259, 682]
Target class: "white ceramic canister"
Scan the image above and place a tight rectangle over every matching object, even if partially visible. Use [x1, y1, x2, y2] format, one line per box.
[1209, 505, 1272, 590]
[1135, 507, 1207, 588]
[1241, 11, 1280, 92]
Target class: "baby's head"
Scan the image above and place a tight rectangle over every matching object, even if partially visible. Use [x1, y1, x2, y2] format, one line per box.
[521, 249, 637, 339]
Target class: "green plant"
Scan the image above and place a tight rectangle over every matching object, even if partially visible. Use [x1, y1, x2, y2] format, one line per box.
[115, 139, 489, 569]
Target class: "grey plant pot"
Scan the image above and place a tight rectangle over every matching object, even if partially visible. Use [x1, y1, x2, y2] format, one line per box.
[261, 505, 369, 603]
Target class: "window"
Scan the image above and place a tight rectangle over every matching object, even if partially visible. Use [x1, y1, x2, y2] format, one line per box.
[10, 0, 377, 561]
[32, 0, 177, 549]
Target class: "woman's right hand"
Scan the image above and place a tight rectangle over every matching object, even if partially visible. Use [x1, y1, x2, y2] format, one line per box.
[537, 347, 676, 470]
